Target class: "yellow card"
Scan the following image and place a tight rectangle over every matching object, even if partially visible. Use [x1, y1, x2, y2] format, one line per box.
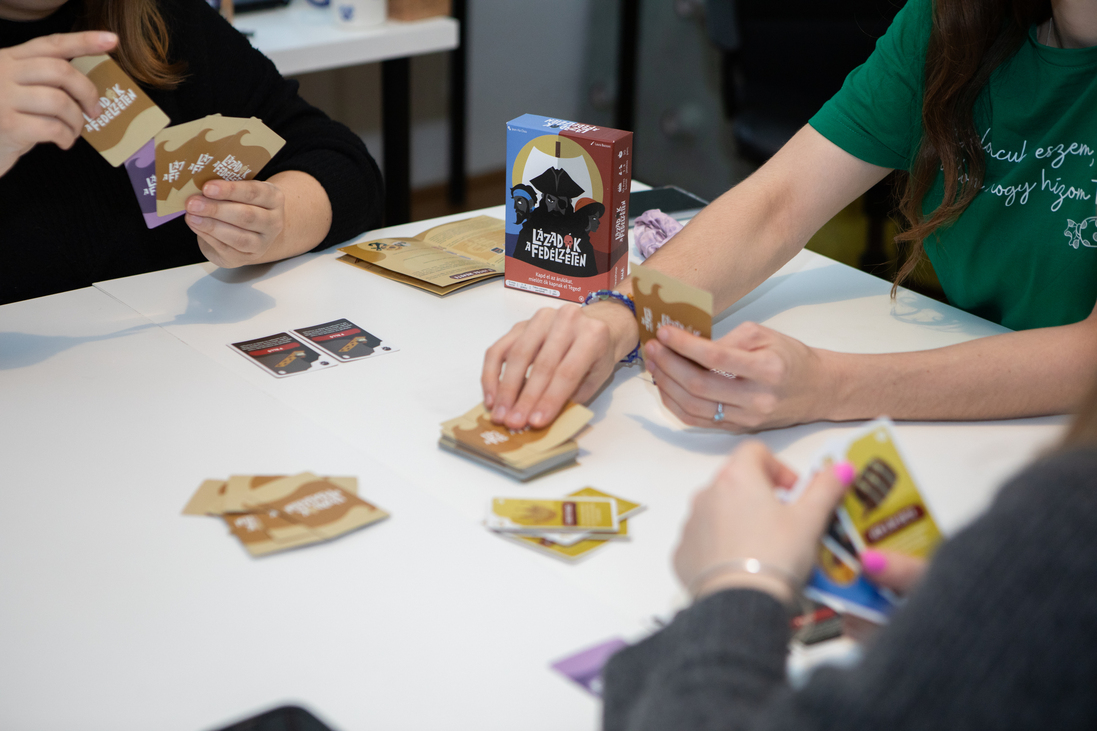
[70, 54, 169, 166]
[630, 262, 713, 347]
[837, 421, 943, 559]
[504, 524, 628, 562]
[487, 497, 618, 533]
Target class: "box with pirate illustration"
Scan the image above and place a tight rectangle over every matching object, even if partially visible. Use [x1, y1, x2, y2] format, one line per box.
[504, 115, 632, 302]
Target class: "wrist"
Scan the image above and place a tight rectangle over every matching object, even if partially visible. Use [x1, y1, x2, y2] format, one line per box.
[688, 558, 801, 608]
[582, 300, 640, 362]
[694, 571, 794, 605]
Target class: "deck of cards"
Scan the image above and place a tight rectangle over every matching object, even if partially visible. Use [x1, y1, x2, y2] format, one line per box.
[183, 472, 389, 557]
[439, 402, 593, 480]
[784, 419, 943, 623]
[72, 54, 285, 229]
[489, 487, 646, 562]
[229, 319, 397, 377]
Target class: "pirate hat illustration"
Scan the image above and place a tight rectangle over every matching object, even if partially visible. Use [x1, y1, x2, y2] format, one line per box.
[529, 167, 585, 199]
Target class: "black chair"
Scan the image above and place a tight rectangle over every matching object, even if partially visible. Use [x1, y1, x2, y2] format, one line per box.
[706, 0, 905, 273]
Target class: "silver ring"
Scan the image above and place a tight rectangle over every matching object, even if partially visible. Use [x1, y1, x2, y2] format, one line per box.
[713, 402, 726, 422]
[711, 369, 737, 379]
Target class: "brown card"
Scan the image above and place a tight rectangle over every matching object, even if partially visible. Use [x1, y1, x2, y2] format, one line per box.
[443, 402, 593, 469]
[155, 115, 285, 216]
[252, 475, 389, 541]
[630, 262, 713, 347]
[218, 474, 358, 513]
[70, 54, 169, 167]
[182, 479, 228, 516]
[222, 510, 319, 557]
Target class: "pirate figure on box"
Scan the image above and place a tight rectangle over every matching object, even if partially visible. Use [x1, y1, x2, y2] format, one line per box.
[514, 167, 605, 279]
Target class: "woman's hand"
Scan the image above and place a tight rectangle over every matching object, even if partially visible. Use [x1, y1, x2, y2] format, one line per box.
[187, 179, 288, 268]
[481, 300, 640, 430]
[674, 441, 854, 603]
[645, 321, 834, 432]
[0, 31, 118, 178]
[842, 549, 928, 641]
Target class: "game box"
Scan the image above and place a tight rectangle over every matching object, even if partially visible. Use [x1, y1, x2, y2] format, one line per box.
[504, 115, 633, 302]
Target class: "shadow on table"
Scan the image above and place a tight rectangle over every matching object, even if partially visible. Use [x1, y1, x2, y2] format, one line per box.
[715, 264, 985, 338]
[165, 264, 279, 327]
[210, 705, 337, 731]
[625, 414, 834, 459]
[0, 323, 156, 371]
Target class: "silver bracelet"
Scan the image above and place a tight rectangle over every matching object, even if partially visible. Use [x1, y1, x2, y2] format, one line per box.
[688, 558, 802, 603]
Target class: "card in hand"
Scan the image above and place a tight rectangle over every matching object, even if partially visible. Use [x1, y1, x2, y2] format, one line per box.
[122, 139, 184, 229]
[229, 332, 337, 378]
[292, 319, 398, 361]
[70, 54, 169, 166]
[630, 262, 713, 347]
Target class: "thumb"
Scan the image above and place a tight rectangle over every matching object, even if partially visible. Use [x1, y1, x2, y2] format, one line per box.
[794, 461, 856, 536]
[861, 549, 927, 595]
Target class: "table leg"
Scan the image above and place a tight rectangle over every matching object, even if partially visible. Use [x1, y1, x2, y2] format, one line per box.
[382, 57, 411, 225]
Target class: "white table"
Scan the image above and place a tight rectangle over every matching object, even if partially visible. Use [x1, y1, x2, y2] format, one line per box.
[235, 0, 460, 224]
[0, 209, 1067, 730]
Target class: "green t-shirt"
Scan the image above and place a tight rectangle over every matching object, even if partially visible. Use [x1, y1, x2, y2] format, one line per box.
[810, 0, 1097, 331]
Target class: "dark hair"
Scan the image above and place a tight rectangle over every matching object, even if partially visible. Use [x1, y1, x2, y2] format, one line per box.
[893, 0, 1050, 292]
[75, 0, 187, 89]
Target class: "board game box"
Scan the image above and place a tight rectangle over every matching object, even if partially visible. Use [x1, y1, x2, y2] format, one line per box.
[504, 115, 633, 302]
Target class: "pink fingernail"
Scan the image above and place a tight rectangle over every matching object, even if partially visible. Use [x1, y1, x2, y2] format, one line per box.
[205, 183, 221, 197]
[530, 411, 543, 426]
[99, 31, 118, 44]
[657, 327, 670, 342]
[861, 549, 887, 574]
[832, 461, 856, 487]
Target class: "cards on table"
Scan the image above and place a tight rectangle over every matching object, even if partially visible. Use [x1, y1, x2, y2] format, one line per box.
[229, 320, 397, 378]
[183, 472, 389, 557]
[630, 262, 713, 347]
[783, 418, 943, 623]
[339, 215, 506, 296]
[493, 487, 647, 563]
[438, 402, 593, 481]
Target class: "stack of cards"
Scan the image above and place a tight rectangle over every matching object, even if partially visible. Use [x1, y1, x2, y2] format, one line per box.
[630, 262, 713, 347]
[784, 419, 943, 623]
[439, 402, 593, 480]
[183, 472, 389, 557]
[229, 319, 397, 378]
[493, 487, 646, 562]
[72, 54, 284, 229]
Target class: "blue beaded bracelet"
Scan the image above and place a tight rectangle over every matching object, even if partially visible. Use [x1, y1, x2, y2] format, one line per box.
[582, 290, 643, 365]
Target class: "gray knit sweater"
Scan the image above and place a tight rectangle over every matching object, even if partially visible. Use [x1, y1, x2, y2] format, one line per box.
[603, 448, 1097, 730]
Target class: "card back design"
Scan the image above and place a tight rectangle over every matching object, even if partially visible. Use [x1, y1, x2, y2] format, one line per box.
[293, 319, 396, 361]
[630, 262, 713, 347]
[229, 332, 336, 378]
[71, 55, 169, 166]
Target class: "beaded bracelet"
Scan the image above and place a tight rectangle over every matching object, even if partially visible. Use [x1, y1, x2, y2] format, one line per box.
[582, 290, 642, 365]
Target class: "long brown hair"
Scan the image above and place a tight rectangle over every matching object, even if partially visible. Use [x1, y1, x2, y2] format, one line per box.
[893, 0, 1050, 292]
[75, 0, 186, 89]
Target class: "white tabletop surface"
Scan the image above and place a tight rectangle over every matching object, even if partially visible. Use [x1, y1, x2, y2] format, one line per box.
[234, 0, 458, 76]
[1, 207, 1067, 730]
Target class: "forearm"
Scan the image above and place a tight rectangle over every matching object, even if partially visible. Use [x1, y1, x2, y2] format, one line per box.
[823, 317, 1097, 421]
[257, 170, 332, 263]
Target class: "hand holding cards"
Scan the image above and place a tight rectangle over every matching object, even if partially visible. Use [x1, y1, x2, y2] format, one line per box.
[183, 473, 389, 557]
[631, 262, 713, 347]
[439, 402, 593, 480]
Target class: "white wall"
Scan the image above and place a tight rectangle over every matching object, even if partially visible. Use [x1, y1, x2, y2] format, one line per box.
[291, 0, 594, 188]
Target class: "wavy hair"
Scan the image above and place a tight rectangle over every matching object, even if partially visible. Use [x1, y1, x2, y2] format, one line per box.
[75, 0, 187, 89]
[893, 0, 1049, 292]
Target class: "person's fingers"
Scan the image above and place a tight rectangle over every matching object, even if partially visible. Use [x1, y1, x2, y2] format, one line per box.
[13, 84, 84, 139]
[506, 310, 601, 428]
[15, 57, 102, 119]
[194, 232, 235, 268]
[5, 111, 76, 150]
[524, 321, 613, 427]
[482, 324, 525, 410]
[656, 324, 767, 380]
[187, 213, 262, 256]
[186, 195, 277, 237]
[861, 549, 926, 594]
[490, 308, 557, 422]
[644, 340, 743, 405]
[203, 180, 281, 209]
[794, 461, 855, 536]
[649, 357, 734, 422]
[9, 31, 118, 61]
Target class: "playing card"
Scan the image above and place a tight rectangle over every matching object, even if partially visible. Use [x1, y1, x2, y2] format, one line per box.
[445, 402, 593, 469]
[630, 261, 713, 347]
[122, 140, 185, 229]
[181, 479, 228, 516]
[242, 473, 389, 541]
[550, 638, 628, 696]
[486, 497, 618, 533]
[70, 54, 169, 166]
[229, 332, 337, 378]
[292, 319, 398, 361]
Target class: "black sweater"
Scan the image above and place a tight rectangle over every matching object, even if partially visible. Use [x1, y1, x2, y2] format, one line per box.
[604, 448, 1097, 731]
[0, 0, 383, 305]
